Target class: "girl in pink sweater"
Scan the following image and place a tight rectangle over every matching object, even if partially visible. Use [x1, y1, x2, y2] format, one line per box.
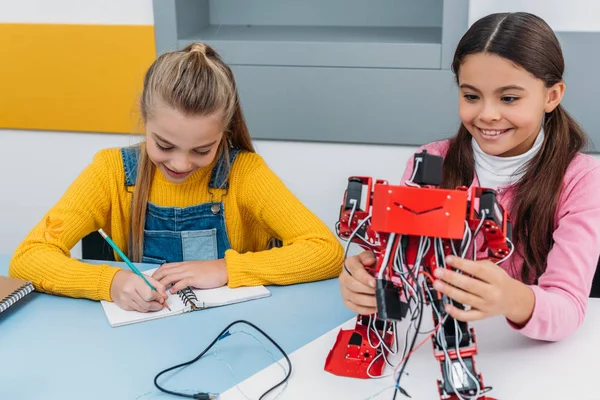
[340, 12, 600, 342]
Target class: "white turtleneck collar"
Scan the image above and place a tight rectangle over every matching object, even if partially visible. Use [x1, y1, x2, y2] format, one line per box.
[472, 127, 545, 190]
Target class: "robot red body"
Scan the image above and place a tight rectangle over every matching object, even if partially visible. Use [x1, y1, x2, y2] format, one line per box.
[324, 152, 513, 400]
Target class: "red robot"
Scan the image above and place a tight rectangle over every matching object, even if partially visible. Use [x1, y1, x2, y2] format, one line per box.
[324, 151, 513, 400]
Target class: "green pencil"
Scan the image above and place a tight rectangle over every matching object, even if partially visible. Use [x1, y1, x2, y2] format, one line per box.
[98, 229, 170, 311]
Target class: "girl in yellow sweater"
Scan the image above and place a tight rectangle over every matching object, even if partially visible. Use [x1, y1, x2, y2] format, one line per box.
[9, 42, 344, 313]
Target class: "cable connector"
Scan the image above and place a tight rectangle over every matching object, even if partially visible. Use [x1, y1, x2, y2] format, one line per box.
[192, 392, 218, 400]
[396, 385, 411, 398]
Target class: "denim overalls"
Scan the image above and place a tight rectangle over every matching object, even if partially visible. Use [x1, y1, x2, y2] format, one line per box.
[120, 146, 240, 264]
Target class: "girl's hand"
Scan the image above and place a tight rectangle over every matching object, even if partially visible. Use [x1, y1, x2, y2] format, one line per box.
[110, 270, 168, 312]
[433, 255, 535, 325]
[339, 251, 378, 315]
[152, 259, 229, 293]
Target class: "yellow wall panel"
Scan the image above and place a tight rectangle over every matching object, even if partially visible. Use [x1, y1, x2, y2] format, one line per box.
[0, 23, 156, 133]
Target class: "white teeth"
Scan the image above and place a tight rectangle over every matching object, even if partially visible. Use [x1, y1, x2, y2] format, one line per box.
[480, 129, 506, 136]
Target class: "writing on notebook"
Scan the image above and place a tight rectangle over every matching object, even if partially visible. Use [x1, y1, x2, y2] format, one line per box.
[100, 268, 270, 327]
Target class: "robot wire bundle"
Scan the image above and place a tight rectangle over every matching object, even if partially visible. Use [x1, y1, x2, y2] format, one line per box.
[325, 151, 514, 400]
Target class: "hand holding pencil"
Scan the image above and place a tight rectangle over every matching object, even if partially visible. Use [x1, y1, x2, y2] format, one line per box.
[98, 229, 170, 313]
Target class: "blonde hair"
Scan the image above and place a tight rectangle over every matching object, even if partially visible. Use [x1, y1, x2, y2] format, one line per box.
[130, 43, 255, 262]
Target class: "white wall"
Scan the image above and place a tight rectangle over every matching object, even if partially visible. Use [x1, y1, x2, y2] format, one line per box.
[0, 0, 154, 24]
[0, 131, 132, 256]
[0, 129, 416, 256]
[469, 0, 600, 31]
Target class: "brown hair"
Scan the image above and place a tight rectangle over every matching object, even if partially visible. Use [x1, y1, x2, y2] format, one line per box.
[443, 13, 588, 282]
[130, 43, 255, 261]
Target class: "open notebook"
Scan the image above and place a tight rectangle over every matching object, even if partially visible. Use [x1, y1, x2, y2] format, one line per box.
[100, 268, 270, 327]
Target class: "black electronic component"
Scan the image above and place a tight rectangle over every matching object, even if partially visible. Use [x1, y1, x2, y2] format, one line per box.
[348, 331, 363, 347]
[356, 223, 367, 239]
[479, 190, 503, 227]
[440, 356, 480, 395]
[344, 178, 363, 210]
[376, 279, 409, 321]
[431, 298, 471, 350]
[411, 151, 443, 186]
[358, 314, 371, 326]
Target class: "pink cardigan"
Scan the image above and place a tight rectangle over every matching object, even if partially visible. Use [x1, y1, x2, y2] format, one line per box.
[399, 140, 600, 341]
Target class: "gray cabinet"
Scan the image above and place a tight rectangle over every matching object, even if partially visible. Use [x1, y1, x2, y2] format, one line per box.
[153, 1, 599, 148]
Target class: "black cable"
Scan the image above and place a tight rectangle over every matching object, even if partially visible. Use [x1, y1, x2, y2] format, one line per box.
[154, 320, 292, 400]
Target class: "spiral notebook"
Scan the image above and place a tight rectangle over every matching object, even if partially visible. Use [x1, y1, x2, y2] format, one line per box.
[0, 276, 34, 314]
[100, 268, 270, 327]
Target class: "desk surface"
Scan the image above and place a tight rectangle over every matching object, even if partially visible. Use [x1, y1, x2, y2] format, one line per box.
[2, 254, 599, 400]
[221, 295, 600, 400]
[0, 255, 354, 400]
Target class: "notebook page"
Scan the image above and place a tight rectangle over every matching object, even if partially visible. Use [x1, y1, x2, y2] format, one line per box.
[100, 290, 187, 327]
[129, 267, 271, 309]
[100, 268, 187, 327]
[191, 285, 271, 309]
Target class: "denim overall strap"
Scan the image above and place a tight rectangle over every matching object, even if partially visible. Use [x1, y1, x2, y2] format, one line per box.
[119, 146, 140, 257]
[209, 147, 241, 189]
[120, 146, 140, 187]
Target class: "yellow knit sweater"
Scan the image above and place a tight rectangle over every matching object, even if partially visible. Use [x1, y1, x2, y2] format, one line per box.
[9, 148, 344, 301]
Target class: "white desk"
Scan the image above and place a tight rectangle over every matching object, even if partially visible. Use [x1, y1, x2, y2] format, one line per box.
[222, 300, 600, 400]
